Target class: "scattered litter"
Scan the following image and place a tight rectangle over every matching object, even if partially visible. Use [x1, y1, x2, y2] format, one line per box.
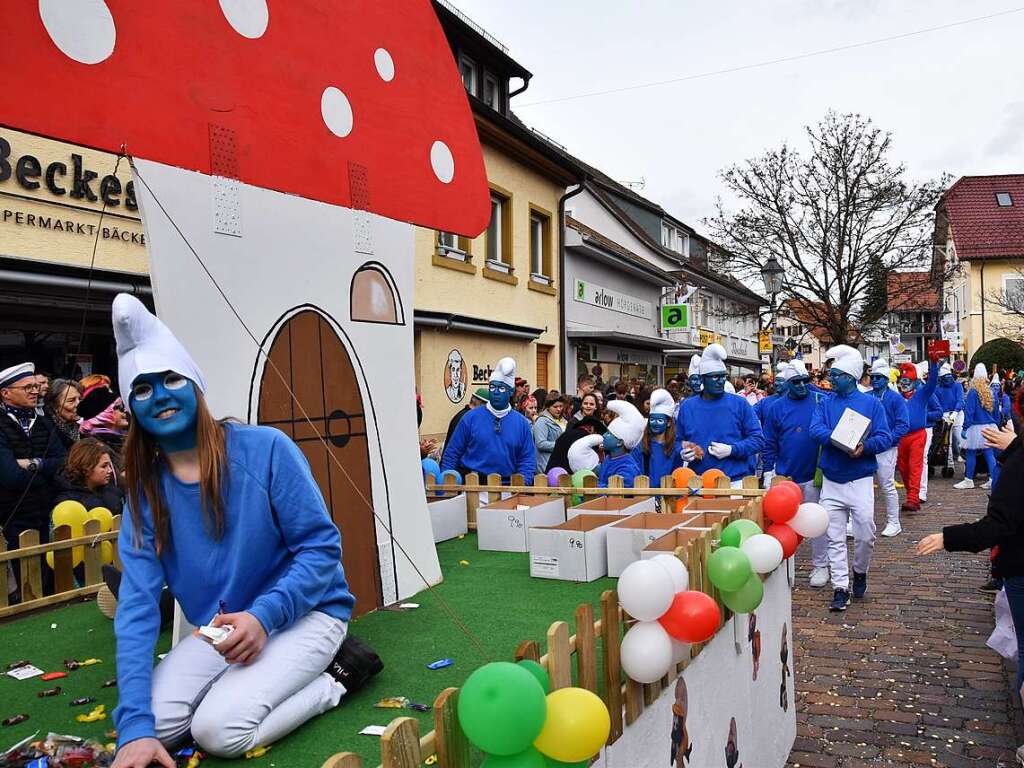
[50, 624, 57, 630]
[425, 755, 438, 765]
[458, 560, 469, 566]
[427, 658, 453, 670]
[409, 702, 430, 713]
[6, 664, 44, 681]
[399, 603, 420, 610]
[101, 678, 117, 688]
[359, 725, 388, 737]
[245, 745, 272, 759]
[1, 731, 116, 765]
[64, 658, 102, 671]
[71, 697, 96, 707]
[40, 672, 67, 682]
[37, 686, 62, 698]
[6, 660, 30, 670]
[75, 705, 106, 723]
[2, 714, 29, 727]
[157, 653, 168, 660]
[375, 697, 409, 709]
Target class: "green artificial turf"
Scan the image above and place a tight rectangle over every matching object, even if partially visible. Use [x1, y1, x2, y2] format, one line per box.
[0, 535, 616, 766]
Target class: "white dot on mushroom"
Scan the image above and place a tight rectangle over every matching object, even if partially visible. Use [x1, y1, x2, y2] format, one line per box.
[39, 0, 116, 65]
[374, 48, 395, 82]
[321, 87, 353, 138]
[430, 141, 455, 184]
[218, 0, 269, 39]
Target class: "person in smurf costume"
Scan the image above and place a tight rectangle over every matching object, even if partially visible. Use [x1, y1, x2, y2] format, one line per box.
[567, 400, 646, 487]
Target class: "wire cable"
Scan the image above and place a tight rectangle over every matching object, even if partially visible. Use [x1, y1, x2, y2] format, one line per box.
[518, 6, 1024, 108]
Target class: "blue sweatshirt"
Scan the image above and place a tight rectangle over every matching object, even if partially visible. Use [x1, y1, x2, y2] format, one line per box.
[762, 393, 823, 484]
[936, 381, 964, 413]
[962, 388, 998, 430]
[114, 424, 354, 747]
[753, 393, 781, 425]
[927, 394, 942, 425]
[632, 439, 682, 486]
[675, 393, 765, 480]
[902, 361, 939, 432]
[440, 406, 536, 480]
[872, 388, 909, 450]
[809, 389, 892, 483]
[599, 451, 642, 487]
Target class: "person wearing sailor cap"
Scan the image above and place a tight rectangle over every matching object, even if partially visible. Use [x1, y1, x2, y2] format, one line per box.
[568, 400, 646, 488]
[108, 295, 365, 766]
[440, 357, 536, 483]
[809, 345, 892, 612]
[0, 360, 67, 601]
[866, 358, 909, 538]
[633, 388, 683, 490]
[674, 344, 765, 486]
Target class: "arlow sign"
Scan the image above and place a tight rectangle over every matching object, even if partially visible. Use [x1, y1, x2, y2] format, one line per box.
[575, 279, 653, 320]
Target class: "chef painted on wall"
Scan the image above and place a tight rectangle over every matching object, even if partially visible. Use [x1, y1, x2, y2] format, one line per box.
[725, 717, 742, 768]
[748, 613, 761, 681]
[445, 349, 467, 404]
[780, 623, 791, 712]
[670, 677, 693, 768]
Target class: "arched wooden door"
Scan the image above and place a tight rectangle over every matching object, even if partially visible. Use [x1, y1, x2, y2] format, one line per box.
[257, 309, 381, 616]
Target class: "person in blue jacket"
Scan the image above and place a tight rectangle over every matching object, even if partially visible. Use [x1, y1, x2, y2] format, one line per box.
[935, 363, 964, 468]
[762, 359, 831, 587]
[568, 400, 646, 488]
[894, 359, 940, 513]
[109, 296, 362, 768]
[675, 344, 764, 486]
[753, 362, 789, 425]
[633, 389, 682, 504]
[955, 363, 1000, 490]
[441, 357, 536, 483]
[913, 361, 944, 504]
[865, 358, 909, 538]
[809, 345, 892, 612]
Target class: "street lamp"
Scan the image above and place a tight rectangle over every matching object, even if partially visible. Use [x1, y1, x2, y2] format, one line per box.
[760, 256, 785, 369]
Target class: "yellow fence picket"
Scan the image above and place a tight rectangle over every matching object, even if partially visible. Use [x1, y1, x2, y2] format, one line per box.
[51, 524, 75, 594]
[600, 590, 624, 743]
[321, 753, 364, 768]
[82, 518, 103, 586]
[575, 603, 597, 694]
[546, 620, 572, 690]
[433, 688, 469, 768]
[18, 529, 43, 604]
[380, 717, 421, 768]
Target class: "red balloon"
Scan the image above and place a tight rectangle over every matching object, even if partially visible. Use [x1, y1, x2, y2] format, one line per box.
[657, 591, 721, 643]
[766, 523, 800, 559]
[763, 483, 801, 524]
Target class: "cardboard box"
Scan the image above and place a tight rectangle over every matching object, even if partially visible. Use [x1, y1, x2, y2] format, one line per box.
[605, 513, 695, 577]
[477, 494, 565, 552]
[830, 407, 871, 454]
[427, 493, 468, 543]
[640, 527, 713, 560]
[529, 514, 624, 582]
[568, 495, 656, 520]
[683, 498, 750, 513]
[678, 510, 734, 530]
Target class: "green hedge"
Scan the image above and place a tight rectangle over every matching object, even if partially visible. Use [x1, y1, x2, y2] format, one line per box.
[968, 337, 1024, 376]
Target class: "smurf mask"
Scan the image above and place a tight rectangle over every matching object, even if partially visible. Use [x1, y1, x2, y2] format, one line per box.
[488, 381, 512, 411]
[130, 371, 198, 453]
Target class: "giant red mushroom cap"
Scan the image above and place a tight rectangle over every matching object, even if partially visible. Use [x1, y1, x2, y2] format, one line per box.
[3, 0, 490, 236]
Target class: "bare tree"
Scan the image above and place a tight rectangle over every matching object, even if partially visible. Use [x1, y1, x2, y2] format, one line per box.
[707, 112, 950, 345]
[983, 272, 1024, 341]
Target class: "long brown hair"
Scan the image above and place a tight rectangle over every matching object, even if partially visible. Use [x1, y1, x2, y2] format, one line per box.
[971, 379, 994, 413]
[641, 418, 676, 457]
[125, 389, 227, 554]
[65, 437, 112, 488]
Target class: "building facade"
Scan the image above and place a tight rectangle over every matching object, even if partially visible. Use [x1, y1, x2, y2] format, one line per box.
[885, 272, 941, 363]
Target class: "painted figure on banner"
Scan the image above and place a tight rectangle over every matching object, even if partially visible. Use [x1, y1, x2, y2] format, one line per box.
[445, 349, 467, 404]
[670, 677, 693, 768]
[748, 613, 761, 681]
[780, 623, 791, 711]
[725, 717, 743, 768]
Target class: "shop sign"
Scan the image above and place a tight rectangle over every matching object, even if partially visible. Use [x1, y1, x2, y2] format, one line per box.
[471, 364, 495, 385]
[443, 348, 468, 403]
[698, 328, 723, 346]
[730, 338, 751, 357]
[660, 303, 689, 329]
[592, 345, 662, 367]
[574, 279, 652, 320]
[758, 329, 773, 354]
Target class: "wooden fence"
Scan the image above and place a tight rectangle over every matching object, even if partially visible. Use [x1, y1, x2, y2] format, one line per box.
[0, 516, 122, 619]
[321, 478, 767, 768]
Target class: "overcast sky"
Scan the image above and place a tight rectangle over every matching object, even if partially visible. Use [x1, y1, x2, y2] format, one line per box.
[451, 0, 1024, 233]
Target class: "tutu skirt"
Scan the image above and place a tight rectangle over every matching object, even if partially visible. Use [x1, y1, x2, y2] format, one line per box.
[963, 424, 991, 451]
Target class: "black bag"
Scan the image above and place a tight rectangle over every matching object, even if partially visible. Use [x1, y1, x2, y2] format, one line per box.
[326, 633, 383, 693]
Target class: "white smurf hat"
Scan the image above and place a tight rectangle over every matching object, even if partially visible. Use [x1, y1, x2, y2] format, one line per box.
[870, 358, 890, 378]
[973, 363, 988, 381]
[568, 434, 602, 472]
[649, 388, 675, 417]
[489, 357, 515, 388]
[687, 354, 702, 376]
[607, 399, 646, 450]
[939, 362, 952, 377]
[826, 345, 863, 379]
[698, 343, 727, 375]
[113, 294, 206, 407]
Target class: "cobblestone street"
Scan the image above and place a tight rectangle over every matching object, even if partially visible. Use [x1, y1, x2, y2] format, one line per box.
[789, 472, 1022, 767]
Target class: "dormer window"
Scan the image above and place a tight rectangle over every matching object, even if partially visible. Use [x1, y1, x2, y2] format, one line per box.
[997, 192, 1014, 207]
[660, 221, 689, 255]
[459, 53, 477, 95]
[482, 71, 501, 110]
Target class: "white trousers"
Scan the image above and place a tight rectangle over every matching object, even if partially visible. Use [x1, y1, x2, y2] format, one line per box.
[821, 476, 875, 591]
[920, 428, 932, 500]
[874, 447, 899, 526]
[798, 480, 828, 569]
[152, 611, 347, 757]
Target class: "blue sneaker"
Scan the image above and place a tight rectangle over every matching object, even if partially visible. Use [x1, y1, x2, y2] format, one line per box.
[829, 588, 850, 612]
[852, 572, 867, 599]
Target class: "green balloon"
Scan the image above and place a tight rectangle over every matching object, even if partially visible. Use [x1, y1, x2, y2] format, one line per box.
[720, 573, 764, 614]
[571, 469, 596, 488]
[457, 662, 548, 756]
[517, 659, 551, 694]
[707, 546, 753, 592]
[481, 748, 548, 768]
[719, 519, 762, 548]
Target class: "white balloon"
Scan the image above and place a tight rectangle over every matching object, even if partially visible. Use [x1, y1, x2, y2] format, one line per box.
[741, 534, 785, 574]
[617, 560, 675, 621]
[621, 621, 674, 684]
[671, 638, 692, 665]
[651, 554, 689, 593]
[789, 502, 829, 538]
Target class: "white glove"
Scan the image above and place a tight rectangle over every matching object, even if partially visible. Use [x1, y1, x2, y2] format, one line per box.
[708, 442, 732, 459]
[680, 444, 697, 462]
[943, 412, 955, 425]
[762, 470, 775, 488]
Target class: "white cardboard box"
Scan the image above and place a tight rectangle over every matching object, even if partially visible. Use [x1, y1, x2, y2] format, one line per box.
[830, 407, 871, 454]
[529, 513, 624, 582]
[605, 512, 695, 577]
[427, 493, 468, 543]
[568, 495, 656, 520]
[682, 497, 751, 515]
[640, 527, 714, 560]
[477, 494, 565, 552]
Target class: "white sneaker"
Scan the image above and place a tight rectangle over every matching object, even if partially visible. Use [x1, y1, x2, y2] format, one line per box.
[881, 522, 902, 537]
[980, 479, 992, 490]
[809, 566, 829, 588]
[953, 478, 974, 490]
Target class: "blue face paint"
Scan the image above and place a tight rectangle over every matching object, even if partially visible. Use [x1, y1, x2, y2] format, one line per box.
[603, 431, 625, 456]
[787, 377, 809, 399]
[688, 374, 702, 394]
[488, 381, 512, 411]
[897, 378, 915, 394]
[649, 413, 670, 435]
[701, 373, 726, 398]
[776, 380, 789, 397]
[129, 371, 198, 453]
[829, 368, 857, 396]
[939, 375, 954, 386]
[870, 374, 889, 392]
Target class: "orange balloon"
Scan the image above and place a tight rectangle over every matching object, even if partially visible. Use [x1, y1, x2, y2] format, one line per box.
[702, 468, 726, 489]
[671, 467, 696, 488]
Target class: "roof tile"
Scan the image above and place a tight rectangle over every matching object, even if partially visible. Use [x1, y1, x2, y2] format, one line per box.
[942, 175, 1024, 260]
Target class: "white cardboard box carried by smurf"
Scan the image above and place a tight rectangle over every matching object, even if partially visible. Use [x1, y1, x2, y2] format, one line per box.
[427, 493, 468, 544]
[830, 408, 872, 454]
[529, 514, 623, 582]
[568, 495, 655, 521]
[477, 495, 565, 553]
[605, 512, 694, 577]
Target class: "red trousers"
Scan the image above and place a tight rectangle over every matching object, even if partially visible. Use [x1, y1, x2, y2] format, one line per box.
[897, 428, 927, 505]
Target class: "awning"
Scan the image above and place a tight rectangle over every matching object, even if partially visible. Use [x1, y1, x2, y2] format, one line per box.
[566, 330, 696, 353]
[414, 310, 544, 341]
